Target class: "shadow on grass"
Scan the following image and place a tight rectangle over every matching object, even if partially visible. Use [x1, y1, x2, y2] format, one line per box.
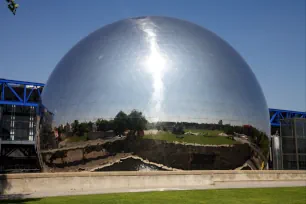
[0, 174, 41, 203]
[0, 174, 10, 195]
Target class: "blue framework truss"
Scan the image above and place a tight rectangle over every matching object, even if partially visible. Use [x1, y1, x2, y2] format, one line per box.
[269, 108, 306, 127]
[0, 79, 44, 107]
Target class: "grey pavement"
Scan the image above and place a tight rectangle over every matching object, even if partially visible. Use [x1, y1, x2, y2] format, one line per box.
[1, 180, 305, 200]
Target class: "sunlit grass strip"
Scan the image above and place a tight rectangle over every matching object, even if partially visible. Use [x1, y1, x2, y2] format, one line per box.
[143, 131, 237, 145]
[3, 187, 305, 204]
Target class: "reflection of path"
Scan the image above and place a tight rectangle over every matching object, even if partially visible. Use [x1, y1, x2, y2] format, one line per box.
[144, 130, 159, 135]
[235, 159, 257, 170]
[246, 160, 258, 170]
[234, 136, 267, 169]
[234, 137, 265, 159]
[90, 155, 182, 172]
[41, 136, 126, 154]
[47, 153, 133, 172]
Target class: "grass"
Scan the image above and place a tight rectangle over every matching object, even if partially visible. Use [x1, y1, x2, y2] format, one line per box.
[143, 130, 237, 145]
[185, 129, 223, 136]
[2, 187, 305, 204]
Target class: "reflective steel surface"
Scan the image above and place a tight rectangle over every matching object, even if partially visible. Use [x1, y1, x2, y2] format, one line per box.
[38, 16, 270, 171]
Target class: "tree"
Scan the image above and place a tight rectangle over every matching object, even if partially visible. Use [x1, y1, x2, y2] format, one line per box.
[78, 122, 89, 136]
[108, 120, 115, 131]
[172, 123, 185, 135]
[7, 0, 19, 15]
[71, 120, 79, 135]
[64, 122, 71, 133]
[87, 121, 93, 132]
[96, 119, 109, 131]
[114, 111, 128, 135]
[128, 110, 148, 135]
[218, 120, 223, 126]
[57, 125, 64, 135]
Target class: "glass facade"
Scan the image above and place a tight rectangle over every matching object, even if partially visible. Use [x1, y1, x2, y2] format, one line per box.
[0, 105, 37, 141]
[280, 118, 306, 170]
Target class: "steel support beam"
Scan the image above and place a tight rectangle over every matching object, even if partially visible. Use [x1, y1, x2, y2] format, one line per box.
[0, 78, 44, 107]
[269, 108, 306, 127]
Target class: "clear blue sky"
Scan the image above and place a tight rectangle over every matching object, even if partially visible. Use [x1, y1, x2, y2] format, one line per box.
[0, 0, 305, 111]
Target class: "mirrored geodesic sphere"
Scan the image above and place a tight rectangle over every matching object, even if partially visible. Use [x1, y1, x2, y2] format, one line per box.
[37, 16, 270, 172]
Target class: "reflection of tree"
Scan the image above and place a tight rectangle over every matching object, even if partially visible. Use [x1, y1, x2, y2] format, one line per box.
[51, 111, 269, 158]
[96, 119, 111, 131]
[79, 122, 90, 136]
[87, 121, 93, 132]
[172, 123, 185, 135]
[64, 122, 71, 132]
[52, 110, 148, 139]
[114, 111, 128, 135]
[128, 110, 148, 136]
[40, 110, 57, 149]
[72, 120, 79, 135]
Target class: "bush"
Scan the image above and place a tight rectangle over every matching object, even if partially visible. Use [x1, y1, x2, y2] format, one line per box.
[172, 125, 185, 135]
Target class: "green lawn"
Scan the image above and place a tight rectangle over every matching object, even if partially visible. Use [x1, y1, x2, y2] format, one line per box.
[143, 131, 237, 145]
[2, 187, 305, 204]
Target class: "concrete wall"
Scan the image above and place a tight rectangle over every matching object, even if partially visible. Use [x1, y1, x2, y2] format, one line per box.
[1, 170, 306, 198]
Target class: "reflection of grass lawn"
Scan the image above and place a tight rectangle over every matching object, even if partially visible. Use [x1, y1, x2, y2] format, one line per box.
[143, 131, 237, 145]
[185, 129, 223, 136]
[5, 187, 306, 204]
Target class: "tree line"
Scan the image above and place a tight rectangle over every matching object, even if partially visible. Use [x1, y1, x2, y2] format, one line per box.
[56, 110, 148, 137]
[55, 112, 269, 155]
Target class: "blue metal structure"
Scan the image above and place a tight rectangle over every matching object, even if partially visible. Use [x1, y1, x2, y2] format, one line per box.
[269, 108, 306, 127]
[0, 78, 44, 107]
[0, 79, 44, 172]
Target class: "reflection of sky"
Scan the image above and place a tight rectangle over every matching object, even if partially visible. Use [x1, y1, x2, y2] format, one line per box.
[138, 19, 169, 122]
[41, 17, 270, 134]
